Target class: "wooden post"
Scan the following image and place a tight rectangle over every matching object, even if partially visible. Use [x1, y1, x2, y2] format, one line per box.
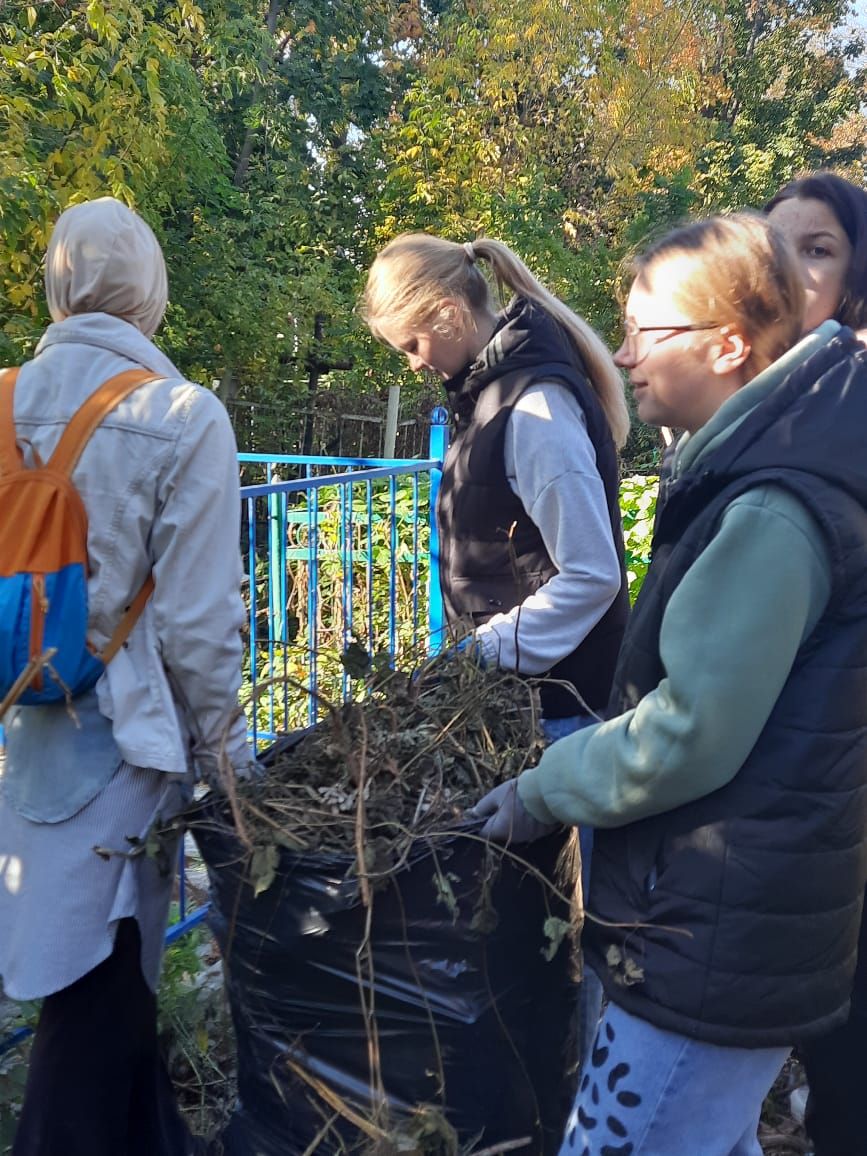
[384, 385, 400, 458]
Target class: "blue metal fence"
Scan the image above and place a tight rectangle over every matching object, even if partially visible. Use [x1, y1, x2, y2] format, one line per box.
[0, 410, 450, 1058]
[239, 409, 448, 742]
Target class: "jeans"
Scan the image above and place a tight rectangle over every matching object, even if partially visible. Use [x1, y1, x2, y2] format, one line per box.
[540, 714, 598, 744]
[558, 1002, 790, 1155]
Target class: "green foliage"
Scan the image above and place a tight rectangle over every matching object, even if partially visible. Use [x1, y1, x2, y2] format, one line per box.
[157, 915, 235, 1134]
[0, 982, 42, 1149]
[158, 920, 208, 1039]
[0, 1004, 35, 1153]
[619, 474, 658, 603]
[692, 0, 867, 209]
[0, 0, 411, 405]
[0, 0, 863, 450]
[0, 1041, 28, 1153]
[0, 1, 230, 355]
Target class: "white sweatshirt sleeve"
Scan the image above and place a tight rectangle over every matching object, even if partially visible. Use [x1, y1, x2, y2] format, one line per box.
[474, 382, 622, 676]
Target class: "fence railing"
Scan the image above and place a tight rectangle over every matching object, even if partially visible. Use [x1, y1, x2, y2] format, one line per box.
[239, 409, 448, 741]
[0, 410, 452, 1060]
[228, 398, 435, 461]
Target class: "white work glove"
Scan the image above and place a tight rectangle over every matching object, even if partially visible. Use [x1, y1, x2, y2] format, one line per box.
[470, 778, 560, 844]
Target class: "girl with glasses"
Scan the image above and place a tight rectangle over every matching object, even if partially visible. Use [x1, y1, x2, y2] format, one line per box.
[475, 211, 867, 1155]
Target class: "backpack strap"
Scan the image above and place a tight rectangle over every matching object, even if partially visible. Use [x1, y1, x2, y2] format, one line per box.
[49, 368, 164, 664]
[48, 368, 162, 477]
[100, 572, 156, 665]
[0, 368, 22, 476]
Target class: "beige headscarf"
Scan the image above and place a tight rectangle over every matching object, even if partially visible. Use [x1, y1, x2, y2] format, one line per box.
[45, 197, 168, 338]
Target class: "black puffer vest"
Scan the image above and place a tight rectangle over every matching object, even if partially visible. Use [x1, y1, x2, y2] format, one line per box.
[437, 298, 629, 718]
[585, 331, 867, 1046]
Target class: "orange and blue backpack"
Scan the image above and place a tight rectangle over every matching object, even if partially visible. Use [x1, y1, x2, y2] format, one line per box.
[0, 367, 159, 719]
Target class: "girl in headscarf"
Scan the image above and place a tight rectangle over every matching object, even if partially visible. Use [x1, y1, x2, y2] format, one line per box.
[0, 197, 253, 1156]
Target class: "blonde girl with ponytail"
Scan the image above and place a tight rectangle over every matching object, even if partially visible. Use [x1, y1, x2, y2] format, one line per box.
[364, 232, 630, 737]
[365, 234, 630, 447]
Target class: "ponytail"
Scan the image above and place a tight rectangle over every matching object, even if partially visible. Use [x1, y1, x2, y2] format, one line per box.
[470, 237, 629, 448]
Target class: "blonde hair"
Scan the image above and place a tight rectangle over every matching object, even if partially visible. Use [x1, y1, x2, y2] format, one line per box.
[363, 233, 630, 448]
[630, 213, 805, 377]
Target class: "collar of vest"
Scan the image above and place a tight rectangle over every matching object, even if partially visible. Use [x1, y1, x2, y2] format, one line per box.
[443, 297, 585, 423]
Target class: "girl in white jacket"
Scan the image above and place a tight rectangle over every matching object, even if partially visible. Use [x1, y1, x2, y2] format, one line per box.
[0, 198, 253, 1156]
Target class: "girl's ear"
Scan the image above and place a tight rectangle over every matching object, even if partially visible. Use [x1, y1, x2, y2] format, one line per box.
[432, 296, 464, 337]
[711, 327, 752, 377]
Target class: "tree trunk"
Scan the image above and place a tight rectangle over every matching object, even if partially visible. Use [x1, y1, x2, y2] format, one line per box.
[233, 0, 284, 188]
[301, 314, 325, 456]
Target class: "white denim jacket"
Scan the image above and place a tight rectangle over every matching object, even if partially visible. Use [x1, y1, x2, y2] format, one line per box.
[6, 313, 252, 782]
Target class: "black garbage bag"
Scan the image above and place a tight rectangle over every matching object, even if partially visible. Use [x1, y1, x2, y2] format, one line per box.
[192, 779, 577, 1154]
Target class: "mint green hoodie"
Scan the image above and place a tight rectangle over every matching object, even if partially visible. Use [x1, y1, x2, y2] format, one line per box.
[518, 323, 840, 828]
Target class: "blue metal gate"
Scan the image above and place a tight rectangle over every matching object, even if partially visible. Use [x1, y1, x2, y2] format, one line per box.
[239, 410, 448, 742]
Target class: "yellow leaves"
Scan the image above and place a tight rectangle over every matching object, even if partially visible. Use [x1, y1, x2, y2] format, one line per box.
[6, 248, 32, 277]
[473, 136, 501, 166]
[26, 7, 37, 30]
[7, 281, 35, 310]
[164, 0, 205, 42]
[498, 30, 522, 53]
[85, 1, 109, 39]
[66, 63, 92, 88]
[179, 0, 206, 38]
[579, 0, 717, 182]
[45, 150, 67, 173]
[51, 72, 95, 118]
[85, 0, 129, 50]
[74, 88, 93, 114]
[143, 54, 166, 113]
[80, 123, 111, 152]
[412, 179, 436, 205]
[4, 245, 39, 317]
[823, 110, 867, 163]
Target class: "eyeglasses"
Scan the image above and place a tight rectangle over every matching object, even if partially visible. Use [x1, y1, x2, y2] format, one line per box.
[620, 320, 719, 366]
